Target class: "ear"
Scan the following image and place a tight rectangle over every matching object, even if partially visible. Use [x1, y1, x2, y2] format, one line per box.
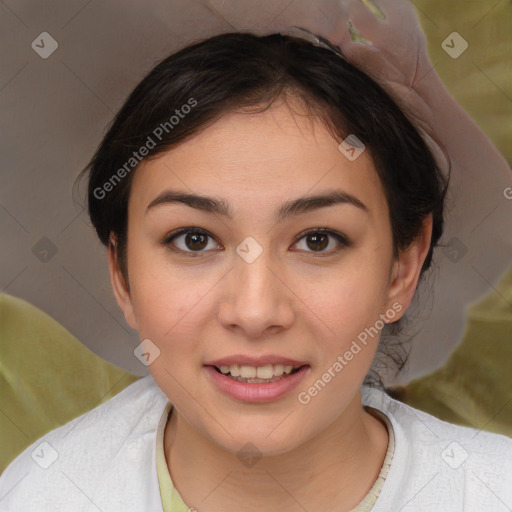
[384, 213, 433, 319]
[107, 234, 138, 331]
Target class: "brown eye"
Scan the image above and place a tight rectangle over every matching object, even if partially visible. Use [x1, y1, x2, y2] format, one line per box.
[163, 228, 221, 256]
[293, 229, 350, 256]
[183, 232, 208, 251]
[305, 233, 329, 251]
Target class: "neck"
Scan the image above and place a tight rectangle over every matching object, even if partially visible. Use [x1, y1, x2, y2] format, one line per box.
[164, 391, 389, 512]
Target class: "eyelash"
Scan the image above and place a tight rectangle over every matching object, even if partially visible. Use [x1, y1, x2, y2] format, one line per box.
[162, 227, 351, 258]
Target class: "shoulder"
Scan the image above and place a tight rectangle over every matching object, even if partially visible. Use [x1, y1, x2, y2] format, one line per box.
[0, 375, 168, 511]
[362, 386, 512, 511]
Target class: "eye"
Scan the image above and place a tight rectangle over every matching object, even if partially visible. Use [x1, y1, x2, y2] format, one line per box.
[292, 228, 350, 256]
[162, 227, 350, 258]
[163, 227, 221, 256]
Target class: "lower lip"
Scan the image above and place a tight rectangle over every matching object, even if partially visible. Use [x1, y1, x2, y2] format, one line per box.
[204, 365, 310, 403]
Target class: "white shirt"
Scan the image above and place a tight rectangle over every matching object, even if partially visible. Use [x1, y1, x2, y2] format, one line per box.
[1, 374, 511, 511]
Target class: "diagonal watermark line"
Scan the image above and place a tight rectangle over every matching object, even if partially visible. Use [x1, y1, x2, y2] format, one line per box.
[0, 0, 29, 29]
[163, 368, 234, 438]
[471, 264, 512, 309]
[407, 407, 440, 439]
[1, 266, 28, 294]
[410, 0, 439, 29]
[399, 472, 439, 510]
[199, 470, 233, 504]
[0, 202, 30, 233]
[317, 6, 331, 26]
[61, 60, 114, 113]
[265, 470, 310, 511]
[79, 215, 93, 232]
[265, 409, 295, 438]
[471, 60, 512, 105]
[0, 472, 29, 504]
[59, 206, 85, 234]
[0, 407, 30, 439]
[471, 395, 512, 440]
[413, 59, 440, 89]
[0, 61, 29, 93]
[60, 471, 104, 511]
[471, 0, 504, 30]
[269, 0, 297, 27]
[61, 264, 132, 335]
[472, 470, 512, 511]
[469, 205, 499, 234]
[203, 0, 236, 31]
[61, 0, 95, 29]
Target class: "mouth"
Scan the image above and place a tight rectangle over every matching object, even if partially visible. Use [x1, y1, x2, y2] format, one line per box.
[209, 363, 307, 384]
[204, 363, 310, 402]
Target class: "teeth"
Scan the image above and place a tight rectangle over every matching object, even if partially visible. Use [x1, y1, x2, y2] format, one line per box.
[273, 364, 284, 376]
[217, 363, 299, 379]
[256, 365, 273, 379]
[240, 365, 257, 378]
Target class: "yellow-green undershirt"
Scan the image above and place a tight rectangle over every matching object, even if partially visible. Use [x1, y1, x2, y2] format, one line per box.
[156, 402, 395, 511]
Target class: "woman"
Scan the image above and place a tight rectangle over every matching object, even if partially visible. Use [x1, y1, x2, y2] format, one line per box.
[1, 30, 511, 512]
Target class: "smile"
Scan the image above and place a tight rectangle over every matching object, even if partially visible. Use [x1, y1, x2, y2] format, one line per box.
[205, 364, 310, 402]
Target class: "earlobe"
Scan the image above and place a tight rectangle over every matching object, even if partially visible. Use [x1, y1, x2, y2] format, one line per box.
[107, 235, 138, 331]
[385, 214, 433, 318]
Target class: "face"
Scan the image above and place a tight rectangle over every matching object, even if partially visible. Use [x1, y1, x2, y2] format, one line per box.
[109, 99, 430, 457]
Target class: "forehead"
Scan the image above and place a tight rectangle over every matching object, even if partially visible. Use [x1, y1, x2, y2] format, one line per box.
[130, 100, 388, 217]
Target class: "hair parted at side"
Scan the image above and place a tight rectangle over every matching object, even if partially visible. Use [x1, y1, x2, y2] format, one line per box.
[78, 30, 450, 387]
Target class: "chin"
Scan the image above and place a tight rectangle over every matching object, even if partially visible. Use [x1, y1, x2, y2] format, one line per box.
[210, 424, 306, 460]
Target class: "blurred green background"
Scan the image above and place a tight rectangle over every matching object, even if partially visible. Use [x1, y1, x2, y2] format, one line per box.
[415, 0, 511, 164]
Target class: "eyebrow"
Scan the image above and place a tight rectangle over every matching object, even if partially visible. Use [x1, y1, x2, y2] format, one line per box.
[146, 189, 369, 221]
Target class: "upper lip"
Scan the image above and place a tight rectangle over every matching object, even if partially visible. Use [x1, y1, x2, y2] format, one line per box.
[205, 354, 308, 368]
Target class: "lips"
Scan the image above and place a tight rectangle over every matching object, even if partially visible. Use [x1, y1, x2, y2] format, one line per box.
[204, 364, 310, 402]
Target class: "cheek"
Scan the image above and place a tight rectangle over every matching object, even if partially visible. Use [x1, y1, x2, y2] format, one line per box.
[305, 260, 390, 342]
[126, 242, 210, 342]
[295, 268, 389, 414]
[131, 276, 208, 343]
[128, 269, 212, 392]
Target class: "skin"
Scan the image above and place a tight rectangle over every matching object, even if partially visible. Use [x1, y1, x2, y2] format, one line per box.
[108, 97, 432, 511]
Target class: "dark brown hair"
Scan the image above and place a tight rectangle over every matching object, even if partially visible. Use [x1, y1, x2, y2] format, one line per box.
[78, 31, 450, 386]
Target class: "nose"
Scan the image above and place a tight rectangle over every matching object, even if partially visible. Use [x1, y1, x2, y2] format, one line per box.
[217, 246, 295, 339]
